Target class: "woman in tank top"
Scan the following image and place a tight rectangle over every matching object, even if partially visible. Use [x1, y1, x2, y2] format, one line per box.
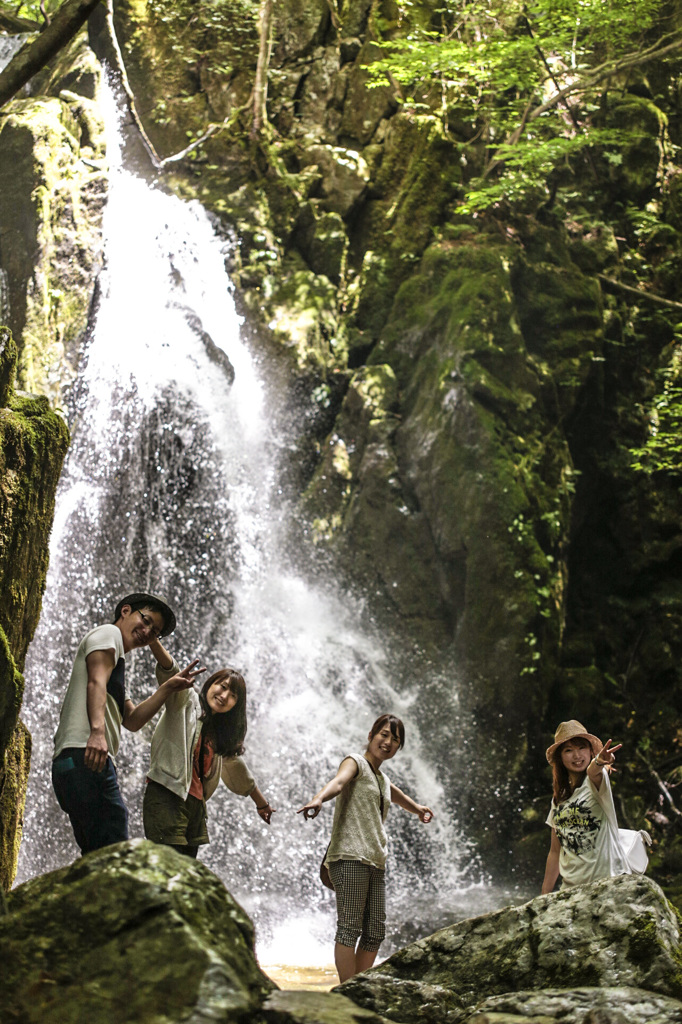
[298, 713, 434, 982]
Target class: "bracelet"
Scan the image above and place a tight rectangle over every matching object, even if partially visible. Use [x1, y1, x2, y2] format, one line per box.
[256, 803, 270, 810]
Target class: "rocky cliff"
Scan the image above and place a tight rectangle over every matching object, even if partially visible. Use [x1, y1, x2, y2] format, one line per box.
[97, 0, 682, 874]
[0, 326, 68, 889]
[1, 0, 682, 889]
[0, 25, 105, 888]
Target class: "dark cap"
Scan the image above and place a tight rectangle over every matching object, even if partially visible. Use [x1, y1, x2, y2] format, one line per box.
[114, 593, 177, 637]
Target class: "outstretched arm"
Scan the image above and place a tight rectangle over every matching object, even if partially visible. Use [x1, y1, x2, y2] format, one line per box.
[249, 785, 276, 825]
[541, 828, 561, 894]
[389, 782, 433, 822]
[297, 757, 359, 819]
[122, 660, 206, 732]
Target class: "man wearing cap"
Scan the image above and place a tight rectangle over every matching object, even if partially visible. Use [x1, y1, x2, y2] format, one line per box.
[52, 592, 201, 855]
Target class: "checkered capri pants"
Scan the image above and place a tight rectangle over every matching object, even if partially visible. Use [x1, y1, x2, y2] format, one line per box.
[328, 859, 386, 952]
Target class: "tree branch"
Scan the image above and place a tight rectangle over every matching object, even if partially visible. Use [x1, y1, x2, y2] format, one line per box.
[598, 274, 682, 313]
[528, 30, 682, 125]
[251, 0, 273, 139]
[0, 0, 102, 110]
[0, 11, 40, 32]
[88, 0, 161, 168]
[637, 748, 682, 821]
[484, 29, 682, 180]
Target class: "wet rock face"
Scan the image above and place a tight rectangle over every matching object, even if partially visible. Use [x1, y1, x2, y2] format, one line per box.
[0, 325, 69, 889]
[337, 874, 682, 1022]
[0, 34, 105, 402]
[1, 840, 275, 1024]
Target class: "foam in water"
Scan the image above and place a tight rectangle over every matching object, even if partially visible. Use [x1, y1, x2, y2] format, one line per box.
[15, 83, 500, 961]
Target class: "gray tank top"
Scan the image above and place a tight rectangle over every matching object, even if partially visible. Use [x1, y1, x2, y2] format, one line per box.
[325, 752, 390, 870]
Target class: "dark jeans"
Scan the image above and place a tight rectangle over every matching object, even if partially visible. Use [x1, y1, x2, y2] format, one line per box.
[52, 746, 129, 855]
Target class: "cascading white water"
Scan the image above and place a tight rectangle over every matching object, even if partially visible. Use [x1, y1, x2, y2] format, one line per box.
[0, 33, 31, 73]
[15, 83, 504, 965]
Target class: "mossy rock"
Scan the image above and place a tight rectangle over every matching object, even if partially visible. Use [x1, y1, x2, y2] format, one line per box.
[273, 0, 329, 62]
[262, 990, 392, 1024]
[294, 205, 349, 284]
[0, 90, 105, 399]
[265, 260, 344, 371]
[0, 719, 30, 892]
[463, 987, 682, 1023]
[2, 840, 275, 1023]
[338, 875, 682, 1021]
[339, 40, 398, 144]
[302, 364, 449, 634]
[0, 325, 17, 407]
[599, 94, 666, 205]
[0, 390, 69, 665]
[370, 239, 567, 699]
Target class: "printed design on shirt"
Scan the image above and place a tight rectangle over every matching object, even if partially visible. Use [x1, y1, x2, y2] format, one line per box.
[107, 657, 126, 718]
[553, 795, 600, 855]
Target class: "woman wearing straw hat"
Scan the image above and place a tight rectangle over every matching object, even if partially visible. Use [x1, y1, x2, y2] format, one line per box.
[541, 719, 629, 893]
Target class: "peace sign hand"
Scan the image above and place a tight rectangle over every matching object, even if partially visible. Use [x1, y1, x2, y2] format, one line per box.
[596, 738, 622, 771]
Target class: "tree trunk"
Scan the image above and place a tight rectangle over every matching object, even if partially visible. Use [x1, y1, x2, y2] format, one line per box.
[0, 0, 101, 110]
[251, 0, 273, 139]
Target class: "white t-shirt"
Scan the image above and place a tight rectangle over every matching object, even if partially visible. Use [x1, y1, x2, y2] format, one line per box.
[53, 624, 127, 764]
[546, 769, 630, 887]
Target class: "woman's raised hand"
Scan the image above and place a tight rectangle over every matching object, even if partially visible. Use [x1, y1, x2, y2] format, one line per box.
[167, 659, 206, 691]
[596, 738, 622, 769]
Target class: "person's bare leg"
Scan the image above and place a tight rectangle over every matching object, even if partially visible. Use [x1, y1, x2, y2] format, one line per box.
[355, 949, 378, 974]
[334, 942, 358, 982]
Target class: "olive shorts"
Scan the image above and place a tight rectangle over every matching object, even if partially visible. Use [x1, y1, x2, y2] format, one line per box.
[143, 778, 209, 847]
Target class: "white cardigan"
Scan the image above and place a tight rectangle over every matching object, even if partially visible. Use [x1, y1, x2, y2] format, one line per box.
[148, 660, 256, 802]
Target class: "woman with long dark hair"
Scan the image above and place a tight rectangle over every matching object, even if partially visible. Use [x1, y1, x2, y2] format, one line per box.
[143, 650, 274, 858]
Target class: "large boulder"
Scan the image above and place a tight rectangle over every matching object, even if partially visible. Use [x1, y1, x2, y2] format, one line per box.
[1, 840, 275, 1023]
[463, 987, 682, 1023]
[338, 874, 682, 1023]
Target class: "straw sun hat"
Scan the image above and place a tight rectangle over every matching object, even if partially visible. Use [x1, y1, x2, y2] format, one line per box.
[545, 720, 603, 764]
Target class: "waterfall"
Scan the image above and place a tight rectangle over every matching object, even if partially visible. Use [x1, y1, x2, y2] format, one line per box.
[15, 83, 502, 964]
[0, 32, 32, 74]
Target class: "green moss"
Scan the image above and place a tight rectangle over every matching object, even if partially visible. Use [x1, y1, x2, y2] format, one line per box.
[0, 720, 31, 892]
[264, 262, 344, 372]
[0, 81, 105, 400]
[0, 330, 69, 888]
[2, 841, 275, 1019]
[0, 392, 69, 663]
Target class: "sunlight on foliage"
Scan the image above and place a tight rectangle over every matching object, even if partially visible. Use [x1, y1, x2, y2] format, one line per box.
[631, 342, 682, 476]
[145, 0, 259, 75]
[367, 0, 672, 212]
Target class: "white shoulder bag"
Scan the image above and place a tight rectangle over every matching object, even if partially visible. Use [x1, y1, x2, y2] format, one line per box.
[595, 767, 652, 873]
